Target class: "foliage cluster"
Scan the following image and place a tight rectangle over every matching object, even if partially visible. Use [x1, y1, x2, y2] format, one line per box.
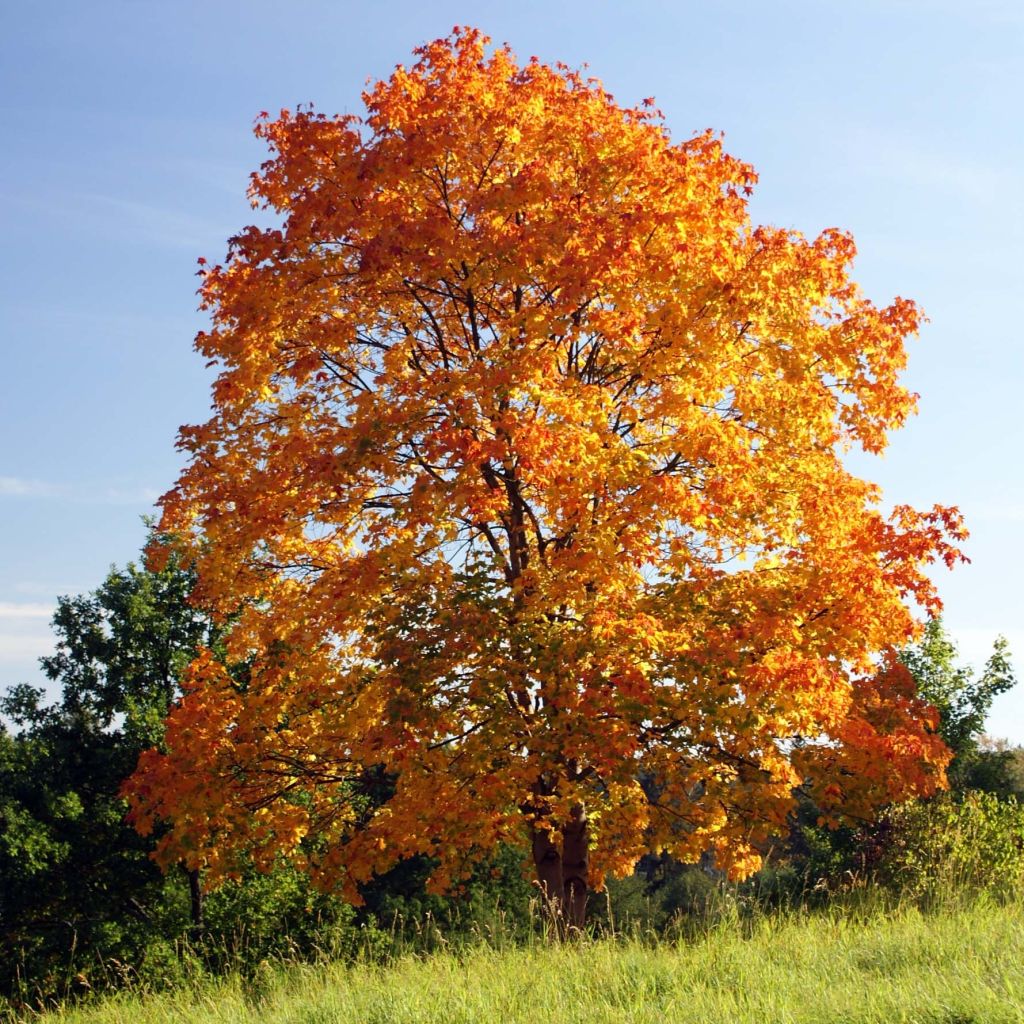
[0, 544, 534, 1011]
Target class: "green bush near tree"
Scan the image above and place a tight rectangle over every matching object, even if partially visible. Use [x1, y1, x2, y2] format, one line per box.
[876, 791, 1024, 901]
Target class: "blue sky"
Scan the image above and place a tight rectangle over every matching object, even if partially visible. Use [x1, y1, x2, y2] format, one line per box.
[2, 1, 1022, 740]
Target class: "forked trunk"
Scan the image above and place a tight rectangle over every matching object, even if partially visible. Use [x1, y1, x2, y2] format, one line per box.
[531, 803, 589, 937]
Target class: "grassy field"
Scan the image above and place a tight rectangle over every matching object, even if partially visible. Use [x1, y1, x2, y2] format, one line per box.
[18, 899, 1024, 1024]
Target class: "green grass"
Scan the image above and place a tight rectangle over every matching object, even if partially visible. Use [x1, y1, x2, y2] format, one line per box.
[18, 899, 1024, 1024]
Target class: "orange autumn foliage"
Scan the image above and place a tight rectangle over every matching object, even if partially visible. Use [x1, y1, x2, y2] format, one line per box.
[124, 29, 962, 898]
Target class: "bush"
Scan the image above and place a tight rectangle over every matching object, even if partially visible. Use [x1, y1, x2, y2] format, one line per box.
[876, 790, 1024, 901]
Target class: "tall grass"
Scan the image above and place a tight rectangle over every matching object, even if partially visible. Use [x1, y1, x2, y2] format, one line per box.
[13, 895, 1023, 1024]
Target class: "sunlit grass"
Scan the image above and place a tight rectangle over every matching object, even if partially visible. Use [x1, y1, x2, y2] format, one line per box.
[20, 898, 1024, 1024]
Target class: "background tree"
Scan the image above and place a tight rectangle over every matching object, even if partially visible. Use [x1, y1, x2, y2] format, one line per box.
[966, 737, 1024, 801]
[126, 29, 963, 931]
[898, 619, 1017, 793]
[0, 536, 215, 998]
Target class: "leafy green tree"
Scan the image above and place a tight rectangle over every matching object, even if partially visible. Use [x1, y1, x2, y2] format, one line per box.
[0, 535, 217, 1001]
[965, 737, 1024, 800]
[898, 618, 1016, 789]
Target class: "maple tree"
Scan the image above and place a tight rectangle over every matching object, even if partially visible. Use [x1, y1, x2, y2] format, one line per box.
[125, 28, 965, 930]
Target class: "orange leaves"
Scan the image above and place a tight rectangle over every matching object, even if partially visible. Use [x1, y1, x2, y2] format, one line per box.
[793, 656, 952, 826]
[125, 28, 965, 898]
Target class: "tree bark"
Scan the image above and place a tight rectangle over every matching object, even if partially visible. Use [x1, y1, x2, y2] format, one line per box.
[561, 803, 589, 933]
[532, 824, 564, 922]
[183, 865, 204, 940]
[530, 803, 589, 937]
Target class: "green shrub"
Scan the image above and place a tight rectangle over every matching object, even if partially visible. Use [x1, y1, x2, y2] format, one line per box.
[877, 791, 1024, 901]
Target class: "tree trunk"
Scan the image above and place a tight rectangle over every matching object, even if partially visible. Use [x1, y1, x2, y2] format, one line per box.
[530, 804, 589, 937]
[561, 804, 589, 933]
[183, 865, 204, 940]
[532, 823, 564, 920]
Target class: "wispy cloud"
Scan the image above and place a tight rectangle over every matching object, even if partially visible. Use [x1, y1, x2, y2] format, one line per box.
[0, 477, 65, 498]
[0, 603, 54, 620]
[13, 581, 85, 598]
[4, 188, 233, 252]
[0, 476, 161, 506]
[163, 156, 253, 198]
[4, 305, 198, 339]
[0, 596, 57, 668]
[98, 485, 164, 506]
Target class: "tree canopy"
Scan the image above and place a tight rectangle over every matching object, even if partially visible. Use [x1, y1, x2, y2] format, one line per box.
[125, 29, 963, 924]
